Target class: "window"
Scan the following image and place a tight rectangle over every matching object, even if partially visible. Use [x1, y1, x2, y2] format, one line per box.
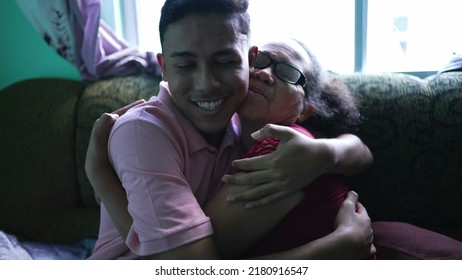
[248, 0, 355, 73]
[102, 0, 461, 76]
[366, 0, 462, 73]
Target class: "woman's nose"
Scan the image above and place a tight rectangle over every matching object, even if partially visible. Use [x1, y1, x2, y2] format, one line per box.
[252, 67, 274, 85]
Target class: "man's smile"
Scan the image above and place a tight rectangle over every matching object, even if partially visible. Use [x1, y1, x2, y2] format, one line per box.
[194, 98, 226, 111]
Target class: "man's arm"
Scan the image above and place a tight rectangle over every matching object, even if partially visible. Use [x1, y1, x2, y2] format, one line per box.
[222, 124, 373, 208]
[204, 188, 375, 259]
[85, 101, 145, 239]
[203, 181, 304, 258]
[144, 237, 220, 259]
[86, 113, 219, 259]
[150, 190, 375, 260]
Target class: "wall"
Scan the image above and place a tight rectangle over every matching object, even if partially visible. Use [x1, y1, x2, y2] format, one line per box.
[0, 1, 80, 90]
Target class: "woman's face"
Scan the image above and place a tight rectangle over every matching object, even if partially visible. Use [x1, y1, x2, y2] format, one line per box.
[238, 41, 312, 125]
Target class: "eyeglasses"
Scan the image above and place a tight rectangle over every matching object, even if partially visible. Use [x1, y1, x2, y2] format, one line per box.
[254, 51, 307, 87]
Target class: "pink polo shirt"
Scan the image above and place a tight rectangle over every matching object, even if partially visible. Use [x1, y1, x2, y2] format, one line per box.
[89, 82, 242, 259]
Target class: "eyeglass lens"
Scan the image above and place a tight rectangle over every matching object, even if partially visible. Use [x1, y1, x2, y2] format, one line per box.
[255, 52, 303, 85]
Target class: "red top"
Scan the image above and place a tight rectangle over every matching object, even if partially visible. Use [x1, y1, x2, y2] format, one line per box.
[240, 124, 350, 257]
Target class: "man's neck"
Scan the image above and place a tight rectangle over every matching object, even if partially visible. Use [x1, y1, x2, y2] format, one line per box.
[202, 130, 226, 148]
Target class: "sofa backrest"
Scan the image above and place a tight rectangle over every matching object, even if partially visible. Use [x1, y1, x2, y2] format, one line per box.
[2, 72, 459, 243]
[342, 72, 462, 233]
[0, 74, 161, 244]
[0, 78, 89, 243]
[77, 72, 462, 237]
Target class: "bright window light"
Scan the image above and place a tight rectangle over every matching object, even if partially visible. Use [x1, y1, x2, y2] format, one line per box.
[135, 0, 164, 53]
[102, 0, 461, 74]
[133, 0, 354, 73]
[248, 0, 355, 73]
[366, 0, 462, 72]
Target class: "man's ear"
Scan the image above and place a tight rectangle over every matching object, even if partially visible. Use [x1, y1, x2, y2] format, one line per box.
[297, 103, 315, 123]
[156, 53, 168, 81]
[248, 46, 258, 68]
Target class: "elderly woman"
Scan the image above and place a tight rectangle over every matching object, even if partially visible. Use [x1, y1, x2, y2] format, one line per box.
[206, 39, 372, 258]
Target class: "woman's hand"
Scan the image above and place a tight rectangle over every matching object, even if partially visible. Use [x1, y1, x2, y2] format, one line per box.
[223, 124, 372, 208]
[223, 124, 332, 208]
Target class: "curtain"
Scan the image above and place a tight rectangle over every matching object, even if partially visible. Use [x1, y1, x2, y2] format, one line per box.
[16, 0, 160, 83]
[439, 54, 462, 74]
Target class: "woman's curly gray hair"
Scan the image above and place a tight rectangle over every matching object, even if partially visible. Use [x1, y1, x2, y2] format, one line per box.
[295, 39, 362, 137]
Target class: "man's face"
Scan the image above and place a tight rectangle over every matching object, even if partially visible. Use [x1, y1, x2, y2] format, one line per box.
[158, 14, 251, 136]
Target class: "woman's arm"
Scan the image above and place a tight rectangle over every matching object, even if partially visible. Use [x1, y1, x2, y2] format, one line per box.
[222, 124, 373, 208]
[320, 133, 373, 176]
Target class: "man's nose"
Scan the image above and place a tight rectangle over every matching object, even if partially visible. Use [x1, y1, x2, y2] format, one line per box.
[195, 66, 220, 93]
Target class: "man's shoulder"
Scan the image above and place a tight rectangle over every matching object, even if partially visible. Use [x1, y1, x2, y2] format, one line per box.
[114, 97, 176, 129]
[108, 96, 205, 151]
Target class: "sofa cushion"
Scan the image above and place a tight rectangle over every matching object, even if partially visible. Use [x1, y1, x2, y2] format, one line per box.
[373, 221, 462, 259]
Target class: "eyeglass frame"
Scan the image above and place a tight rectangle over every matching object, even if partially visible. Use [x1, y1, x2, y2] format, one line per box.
[254, 51, 308, 88]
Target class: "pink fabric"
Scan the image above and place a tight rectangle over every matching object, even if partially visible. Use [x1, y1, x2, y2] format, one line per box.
[16, 0, 160, 83]
[240, 124, 350, 257]
[89, 82, 242, 259]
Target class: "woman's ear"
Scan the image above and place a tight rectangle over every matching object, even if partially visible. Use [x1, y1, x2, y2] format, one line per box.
[297, 103, 315, 123]
[248, 46, 258, 68]
[156, 53, 168, 81]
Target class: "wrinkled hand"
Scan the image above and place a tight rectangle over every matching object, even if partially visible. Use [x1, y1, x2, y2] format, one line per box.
[334, 191, 376, 259]
[223, 124, 332, 208]
[85, 99, 146, 204]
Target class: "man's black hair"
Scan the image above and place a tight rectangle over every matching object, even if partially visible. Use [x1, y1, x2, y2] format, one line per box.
[159, 0, 250, 46]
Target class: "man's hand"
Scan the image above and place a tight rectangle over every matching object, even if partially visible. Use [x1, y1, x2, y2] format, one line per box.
[223, 124, 332, 208]
[333, 191, 376, 259]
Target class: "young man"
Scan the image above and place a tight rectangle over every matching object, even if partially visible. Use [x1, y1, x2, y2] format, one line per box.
[86, 0, 374, 259]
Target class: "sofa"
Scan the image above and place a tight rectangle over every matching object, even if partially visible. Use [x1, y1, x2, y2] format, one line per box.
[1, 71, 461, 259]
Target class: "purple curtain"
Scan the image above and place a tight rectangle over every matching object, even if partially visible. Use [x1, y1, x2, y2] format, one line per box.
[16, 0, 160, 83]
